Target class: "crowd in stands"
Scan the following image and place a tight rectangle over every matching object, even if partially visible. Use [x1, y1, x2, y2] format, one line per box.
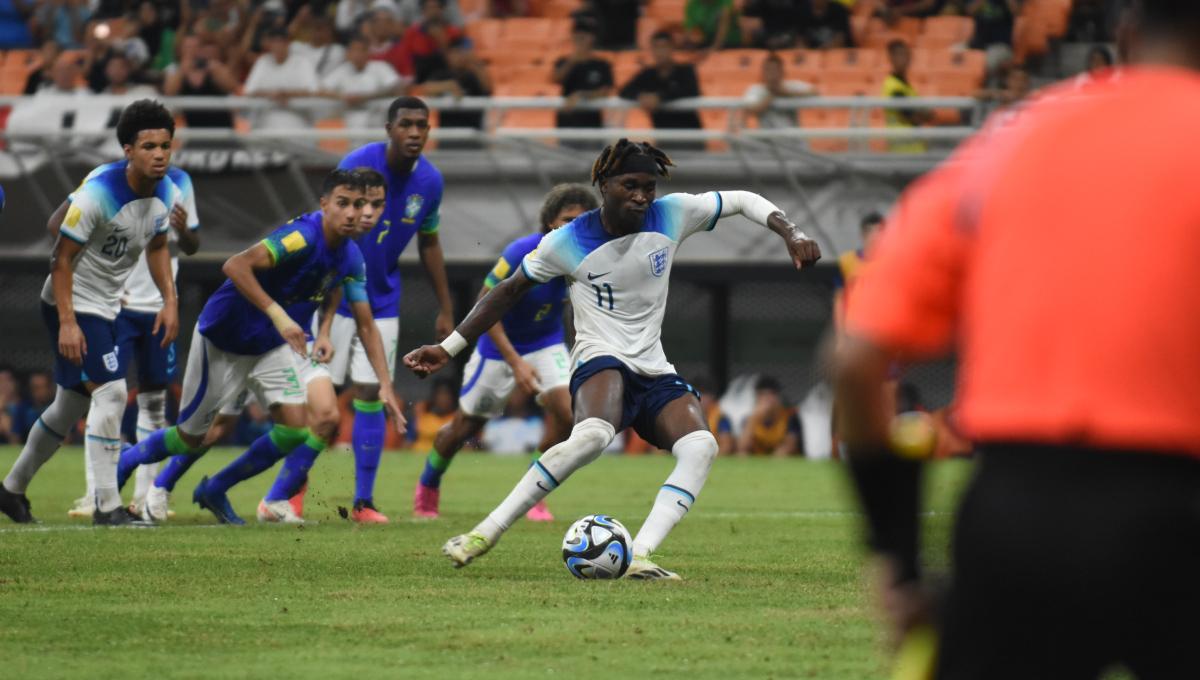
[0, 0, 1115, 146]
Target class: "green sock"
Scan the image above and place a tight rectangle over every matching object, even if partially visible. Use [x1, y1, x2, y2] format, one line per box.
[420, 450, 452, 489]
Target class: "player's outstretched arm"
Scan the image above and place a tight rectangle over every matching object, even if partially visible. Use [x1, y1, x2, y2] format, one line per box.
[50, 235, 86, 365]
[418, 231, 456, 341]
[221, 243, 308, 356]
[349, 300, 406, 434]
[717, 191, 822, 268]
[146, 233, 179, 346]
[403, 268, 538, 378]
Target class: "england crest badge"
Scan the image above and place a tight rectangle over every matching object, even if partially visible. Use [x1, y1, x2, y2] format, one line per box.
[648, 247, 669, 277]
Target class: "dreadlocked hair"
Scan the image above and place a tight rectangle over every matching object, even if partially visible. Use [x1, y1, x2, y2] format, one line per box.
[590, 139, 674, 185]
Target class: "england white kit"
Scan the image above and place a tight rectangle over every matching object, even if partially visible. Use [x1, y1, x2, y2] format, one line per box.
[40, 165, 182, 321]
[519, 192, 724, 377]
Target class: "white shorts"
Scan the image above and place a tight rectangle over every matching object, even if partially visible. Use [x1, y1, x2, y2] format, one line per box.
[177, 326, 309, 436]
[459, 343, 571, 419]
[321, 314, 399, 387]
[217, 351, 330, 417]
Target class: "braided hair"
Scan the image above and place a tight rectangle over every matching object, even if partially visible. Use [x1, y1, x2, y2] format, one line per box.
[590, 139, 675, 185]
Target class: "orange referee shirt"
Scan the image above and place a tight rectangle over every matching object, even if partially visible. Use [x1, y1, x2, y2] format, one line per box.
[846, 67, 1200, 457]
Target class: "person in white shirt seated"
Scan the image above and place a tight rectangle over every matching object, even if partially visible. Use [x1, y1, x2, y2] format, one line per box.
[743, 52, 815, 129]
[321, 35, 409, 130]
[289, 13, 346, 81]
[243, 25, 320, 132]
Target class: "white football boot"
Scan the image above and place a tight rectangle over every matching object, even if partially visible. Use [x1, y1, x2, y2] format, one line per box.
[442, 531, 493, 568]
[257, 499, 307, 524]
[141, 485, 172, 523]
[626, 555, 682, 581]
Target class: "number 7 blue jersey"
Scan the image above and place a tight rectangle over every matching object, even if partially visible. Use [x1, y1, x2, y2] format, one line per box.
[335, 143, 443, 319]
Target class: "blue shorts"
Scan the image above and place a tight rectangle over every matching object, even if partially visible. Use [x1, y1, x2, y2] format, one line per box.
[116, 308, 177, 388]
[41, 302, 124, 389]
[568, 356, 700, 450]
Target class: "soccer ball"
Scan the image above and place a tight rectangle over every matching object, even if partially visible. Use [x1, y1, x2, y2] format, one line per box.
[561, 514, 633, 579]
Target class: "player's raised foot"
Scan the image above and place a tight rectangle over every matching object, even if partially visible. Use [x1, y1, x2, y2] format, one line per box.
[93, 505, 153, 527]
[0, 485, 37, 524]
[412, 482, 439, 519]
[352, 499, 389, 524]
[192, 476, 245, 525]
[288, 482, 307, 517]
[141, 485, 172, 523]
[257, 499, 307, 525]
[525, 500, 554, 522]
[442, 531, 492, 568]
[626, 555, 682, 581]
[67, 494, 94, 518]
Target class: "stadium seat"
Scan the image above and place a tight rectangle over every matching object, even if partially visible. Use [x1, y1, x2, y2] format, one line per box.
[864, 17, 921, 42]
[823, 48, 883, 73]
[819, 74, 886, 97]
[637, 17, 660, 49]
[704, 49, 768, 73]
[776, 49, 824, 82]
[315, 118, 349, 155]
[862, 30, 910, 49]
[852, 0, 881, 17]
[914, 71, 980, 96]
[459, 0, 487, 17]
[925, 48, 987, 82]
[799, 109, 851, 153]
[922, 15, 975, 46]
[1012, 15, 1050, 64]
[645, 0, 686, 23]
[613, 51, 650, 87]
[493, 82, 558, 133]
[534, 0, 581, 18]
[501, 18, 561, 50]
[466, 19, 505, 51]
[1025, 0, 1071, 39]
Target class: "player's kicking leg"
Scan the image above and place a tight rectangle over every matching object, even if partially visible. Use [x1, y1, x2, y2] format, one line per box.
[441, 370, 623, 567]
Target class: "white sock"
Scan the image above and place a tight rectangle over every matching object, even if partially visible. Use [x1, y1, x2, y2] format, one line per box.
[4, 387, 90, 494]
[132, 390, 167, 502]
[83, 430, 96, 499]
[86, 380, 128, 513]
[632, 430, 719, 557]
[474, 418, 615, 543]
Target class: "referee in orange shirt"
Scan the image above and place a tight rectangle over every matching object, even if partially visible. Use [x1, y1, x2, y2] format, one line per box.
[834, 1, 1200, 677]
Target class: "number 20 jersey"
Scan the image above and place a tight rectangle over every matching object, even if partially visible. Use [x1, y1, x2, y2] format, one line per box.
[520, 192, 722, 377]
[40, 164, 182, 320]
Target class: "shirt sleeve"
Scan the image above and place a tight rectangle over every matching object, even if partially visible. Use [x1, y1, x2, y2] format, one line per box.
[656, 192, 723, 242]
[520, 226, 578, 283]
[60, 182, 107, 245]
[261, 222, 315, 266]
[341, 244, 369, 303]
[483, 238, 531, 289]
[844, 162, 971, 358]
[176, 170, 200, 230]
[243, 60, 267, 94]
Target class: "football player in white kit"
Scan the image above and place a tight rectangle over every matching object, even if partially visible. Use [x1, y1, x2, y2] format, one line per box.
[404, 140, 822, 579]
[48, 162, 200, 519]
[0, 100, 182, 525]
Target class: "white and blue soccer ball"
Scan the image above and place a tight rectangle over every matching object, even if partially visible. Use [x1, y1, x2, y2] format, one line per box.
[561, 514, 633, 580]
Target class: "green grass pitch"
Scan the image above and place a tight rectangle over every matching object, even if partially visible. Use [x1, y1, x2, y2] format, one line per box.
[0, 447, 974, 679]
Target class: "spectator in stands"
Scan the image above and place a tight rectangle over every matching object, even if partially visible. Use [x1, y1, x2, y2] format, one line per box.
[878, 0, 943, 25]
[743, 0, 802, 49]
[580, 0, 643, 50]
[336, 0, 377, 34]
[0, 0, 34, 48]
[737, 376, 802, 457]
[412, 378, 459, 452]
[683, 0, 742, 50]
[744, 52, 814, 128]
[363, 7, 414, 80]
[402, 0, 464, 83]
[978, 63, 1029, 109]
[26, 50, 87, 98]
[31, 0, 92, 49]
[243, 25, 320, 129]
[9, 371, 54, 444]
[84, 20, 151, 93]
[398, 0, 465, 27]
[23, 39, 62, 94]
[882, 39, 932, 152]
[968, 0, 1020, 50]
[620, 31, 703, 147]
[289, 11, 346, 81]
[692, 377, 734, 455]
[99, 52, 157, 96]
[554, 19, 613, 136]
[423, 36, 491, 134]
[798, 0, 854, 49]
[136, 0, 181, 72]
[0, 367, 19, 444]
[162, 33, 239, 129]
[324, 34, 408, 129]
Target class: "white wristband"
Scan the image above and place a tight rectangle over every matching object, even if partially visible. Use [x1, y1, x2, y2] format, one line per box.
[439, 331, 468, 358]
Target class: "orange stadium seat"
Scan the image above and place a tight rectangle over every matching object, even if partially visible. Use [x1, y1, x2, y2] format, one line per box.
[1025, 0, 1071, 38]
[493, 82, 557, 133]
[704, 49, 768, 73]
[924, 48, 987, 81]
[501, 18, 562, 50]
[637, 17, 661, 48]
[852, 0, 881, 17]
[922, 15, 975, 46]
[776, 49, 824, 81]
[466, 19, 504, 51]
[1013, 15, 1050, 64]
[824, 47, 883, 72]
[799, 109, 851, 153]
[645, 0, 686, 23]
[850, 15, 870, 45]
[613, 51, 650, 86]
[864, 16, 921, 42]
[315, 118, 349, 155]
[819, 74, 886, 97]
[862, 31, 910, 48]
[534, 0, 582, 18]
[459, 0, 487, 16]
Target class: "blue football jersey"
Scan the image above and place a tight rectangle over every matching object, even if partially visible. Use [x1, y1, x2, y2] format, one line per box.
[476, 232, 567, 359]
[335, 143, 443, 318]
[198, 211, 367, 355]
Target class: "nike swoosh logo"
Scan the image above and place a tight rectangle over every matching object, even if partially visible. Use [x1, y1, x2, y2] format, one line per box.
[586, 272, 611, 281]
[676, 500, 690, 512]
[536, 482, 551, 492]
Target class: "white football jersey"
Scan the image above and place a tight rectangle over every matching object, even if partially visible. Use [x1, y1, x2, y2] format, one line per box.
[40, 165, 181, 320]
[521, 192, 723, 377]
[121, 166, 198, 313]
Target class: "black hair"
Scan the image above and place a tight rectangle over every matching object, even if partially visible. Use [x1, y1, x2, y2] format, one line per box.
[116, 99, 175, 147]
[1088, 44, 1114, 66]
[590, 138, 674, 185]
[539, 183, 598, 230]
[352, 167, 386, 191]
[321, 168, 365, 197]
[387, 95, 430, 123]
[860, 211, 885, 235]
[754, 375, 783, 394]
[651, 30, 673, 43]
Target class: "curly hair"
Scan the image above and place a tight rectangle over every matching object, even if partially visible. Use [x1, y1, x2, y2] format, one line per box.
[115, 99, 175, 147]
[590, 138, 674, 185]
[539, 183, 598, 230]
